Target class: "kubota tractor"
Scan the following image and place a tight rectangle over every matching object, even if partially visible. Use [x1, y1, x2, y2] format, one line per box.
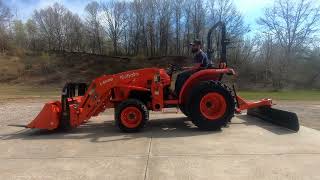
[24, 22, 299, 132]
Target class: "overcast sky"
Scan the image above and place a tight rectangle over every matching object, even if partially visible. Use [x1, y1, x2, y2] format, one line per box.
[5, 0, 274, 31]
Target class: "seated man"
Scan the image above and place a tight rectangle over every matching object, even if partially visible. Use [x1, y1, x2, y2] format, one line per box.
[174, 40, 211, 95]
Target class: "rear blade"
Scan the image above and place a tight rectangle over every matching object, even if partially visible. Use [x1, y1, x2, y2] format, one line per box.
[27, 101, 61, 130]
[247, 106, 299, 132]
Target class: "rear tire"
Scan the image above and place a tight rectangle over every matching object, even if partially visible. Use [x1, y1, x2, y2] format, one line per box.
[189, 81, 235, 130]
[115, 99, 149, 133]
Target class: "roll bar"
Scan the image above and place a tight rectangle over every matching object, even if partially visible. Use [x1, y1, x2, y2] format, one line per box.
[206, 21, 228, 66]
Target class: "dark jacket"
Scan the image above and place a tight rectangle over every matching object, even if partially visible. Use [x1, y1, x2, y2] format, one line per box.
[193, 50, 210, 67]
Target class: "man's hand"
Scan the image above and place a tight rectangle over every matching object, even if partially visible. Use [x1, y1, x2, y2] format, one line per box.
[219, 62, 227, 69]
[182, 63, 202, 71]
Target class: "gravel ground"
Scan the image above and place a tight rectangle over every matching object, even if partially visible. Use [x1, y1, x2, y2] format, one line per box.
[275, 101, 320, 130]
[0, 98, 320, 180]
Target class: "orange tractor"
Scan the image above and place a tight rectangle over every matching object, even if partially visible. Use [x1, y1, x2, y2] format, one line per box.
[25, 22, 299, 132]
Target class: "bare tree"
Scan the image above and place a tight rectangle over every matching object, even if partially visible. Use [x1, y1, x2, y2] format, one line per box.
[207, 0, 249, 38]
[258, 0, 320, 56]
[173, 0, 184, 55]
[102, 1, 128, 55]
[257, 33, 275, 83]
[12, 20, 27, 49]
[64, 12, 84, 52]
[183, 0, 193, 55]
[258, 0, 320, 89]
[128, 0, 146, 55]
[0, 0, 12, 52]
[303, 48, 320, 87]
[85, 1, 104, 54]
[0, 0, 10, 24]
[33, 3, 66, 51]
[26, 19, 38, 50]
[156, 0, 172, 56]
[145, 0, 157, 56]
[191, 0, 206, 39]
[33, 3, 85, 52]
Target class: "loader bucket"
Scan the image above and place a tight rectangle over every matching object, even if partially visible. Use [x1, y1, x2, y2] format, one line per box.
[247, 106, 299, 132]
[27, 101, 62, 130]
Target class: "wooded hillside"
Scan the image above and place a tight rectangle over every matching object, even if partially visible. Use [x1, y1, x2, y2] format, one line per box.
[0, 0, 319, 89]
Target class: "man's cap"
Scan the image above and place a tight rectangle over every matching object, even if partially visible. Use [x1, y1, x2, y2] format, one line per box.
[189, 39, 202, 46]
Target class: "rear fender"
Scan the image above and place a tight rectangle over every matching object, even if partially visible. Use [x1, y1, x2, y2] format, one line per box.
[178, 68, 235, 104]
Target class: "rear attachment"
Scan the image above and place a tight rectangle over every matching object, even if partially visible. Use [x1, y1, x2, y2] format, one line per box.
[247, 106, 299, 132]
[235, 95, 299, 132]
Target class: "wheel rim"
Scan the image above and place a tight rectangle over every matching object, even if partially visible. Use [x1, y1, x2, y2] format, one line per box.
[120, 107, 143, 128]
[200, 92, 227, 120]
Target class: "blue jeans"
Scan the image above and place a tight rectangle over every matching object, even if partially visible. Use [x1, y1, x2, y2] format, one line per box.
[174, 70, 195, 95]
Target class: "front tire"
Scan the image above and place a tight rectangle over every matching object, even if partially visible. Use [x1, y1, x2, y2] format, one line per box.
[115, 99, 149, 133]
[189, 81, 235, 130]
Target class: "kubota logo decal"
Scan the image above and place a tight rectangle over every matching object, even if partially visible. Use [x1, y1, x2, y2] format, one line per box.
[120, 72, 139, 79]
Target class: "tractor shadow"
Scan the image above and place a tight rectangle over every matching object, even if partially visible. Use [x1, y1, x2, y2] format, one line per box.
[1, 114, 295, 142]
[1, 117, 221, 142]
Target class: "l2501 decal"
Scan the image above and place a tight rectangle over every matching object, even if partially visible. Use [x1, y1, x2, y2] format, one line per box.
[99, 78, 114, 86]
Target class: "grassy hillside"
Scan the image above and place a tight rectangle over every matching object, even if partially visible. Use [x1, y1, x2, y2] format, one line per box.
[238, 90, 320, 101]
[0, 52, 190, 86]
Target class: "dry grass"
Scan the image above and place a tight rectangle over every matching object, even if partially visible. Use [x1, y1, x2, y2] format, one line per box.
[0, 84, 60, 101]
[0, 55, 24, 82]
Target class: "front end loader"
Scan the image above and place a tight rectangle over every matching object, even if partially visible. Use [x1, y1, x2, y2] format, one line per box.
[22, 22, 299, 132]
